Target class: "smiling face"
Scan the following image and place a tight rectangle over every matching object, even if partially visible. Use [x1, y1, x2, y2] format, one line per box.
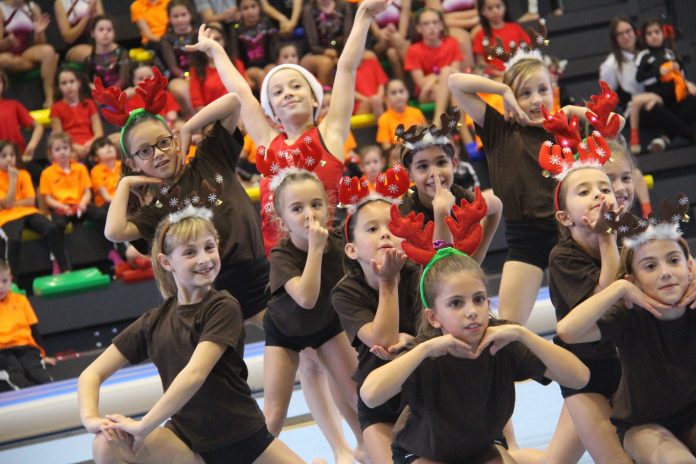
[159, 232, 221, 296]
[125, 118, 180, 180]
[0, 144, 16, 171]
[513, 68, 554, 122]
[345, 200, 404, 273]
[558, 168, 616, 229]
[267, 69, 317, 125]
[602, 152, 635, 210]
[427, 270, 490, 346]
[277, 179, 328, 247]
[408, 146, 454, 205]
[630, 239, 691, 306]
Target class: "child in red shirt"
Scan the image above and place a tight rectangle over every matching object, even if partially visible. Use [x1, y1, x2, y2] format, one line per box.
[0, 71, 44, 162]
[472, 0, 530, 78]
[50, 68, 104, 161]
[404, 8, 463, 123]
[0, 260, 54, 391]
[354, 51, 388, 116]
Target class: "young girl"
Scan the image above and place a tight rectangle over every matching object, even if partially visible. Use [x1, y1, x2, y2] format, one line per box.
[89, 137, 120, 208]
[604, 136, 655, 219]
[160, 0, 197, 117]
[300, 0, 354, 86]
[84, 15, 130, 90]
[376, 79, 427, 156]
[97, 71, 270, 326]
[450, 59, 559, 325]
[331, 196, 421, 464]
[360, 246, 589, 463]
[0, 70, 43, 163]
[557, 205, 696, 464]
[635, 19, 696, 145]
[232, 0, 279, 91]
[0, 0, 58, 107]
[472, 0, 530, 78]
[127, 63, 181, 128]
[276, 42, 300, 65]
[354, 51, 388, 116]
[396, 111, 502, 265]
[78, 208, 303, 464]
[51, 67, 103, 160]
[54, 0, 104, 63]
[358, 145, 386, 189]
[404, 8, 464, 123]
[187, 22, 248, 112]
[0, 140, 69, 274]
[262, 166, 364, 463]
[186, 0, 388, 253]
[370, 0, 411, 80]
[538, 127, 634, 463]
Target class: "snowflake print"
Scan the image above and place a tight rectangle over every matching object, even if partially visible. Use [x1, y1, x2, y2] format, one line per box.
[550, 155, 561, 165]
[595, 147, 606, 157]
[649, 217, 658, 225]
[672, 214, 682, 223]
[544, 140, 553, 147]
[482, 37, 490, 47]
[191, 195, 200, 204]
[360, 179, 369, 188]
[562, 147, 572, 154]
[270, 162, 280, 173]
[377, 173, 387, 183]
[592, 130, 601, 137]
[495, 46, 504, 56]
[169, 198, 178, 208]
[618, 225, 629, 234]
[264, 203, 273, 213]
[638, 219, 649, 228]
[604, 212, 613, 221]
[215, 173, 223, 184]
[392, 164, 402, 173]
[448, 119, 457, 128]
[208, 193, 218, 204]
[258, 146, 266, 156]
[578, 141, 587, 150]
[343, 177, 352, 186]
[536, 35, 545, 45]
[539, 18, 546, 25]
[305, 156, 315, 166]
[160, 185, 170, 195]
[303, 135, 312, 144]
[509, 40, 516, 48]
[679, 196, 690, 205]
[387, 184, 398, 194]
[350, 194, 359, 204]
[183, 198, 191, 207]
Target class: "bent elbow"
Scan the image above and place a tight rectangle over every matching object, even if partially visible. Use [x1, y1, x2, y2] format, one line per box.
[359, 384, 378, 409]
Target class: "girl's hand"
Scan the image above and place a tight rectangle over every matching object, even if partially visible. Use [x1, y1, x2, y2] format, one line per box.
[7, 166, 18, 180]
[621, 280, 671, 317]
[687, 81, 696, 96]
[278, 18, 294, 36]
[33, 13, 51, 34]
[83, 416, 128, 441]
[370, 248, 407, 281]
[359, 0, 391, 16]
[370, 333, 416, 360]
[426, 334, 475, 358]
[502, 87, 531, 126]
[124, 176, 162, 190]
[185, 25, 224, 56]
[475, 324, 521, 356]
[582, 199, 624, 235]
[104, 414, 150, 454]
[22, 145, 35, 161]
[431, 172, 455, 217]
[42, 355, 57, 366]
[307, 219, 329, 251]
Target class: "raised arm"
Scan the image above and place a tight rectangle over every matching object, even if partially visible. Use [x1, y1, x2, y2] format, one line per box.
[283, 222, 329, 309]
[179, 93, 242, 154]
[185, 25, 276, 147]
[320, 0, 389, 157]
[449, 73, 526, 127]
[104, 341, 227, 451]
[104, 176, 161, 242]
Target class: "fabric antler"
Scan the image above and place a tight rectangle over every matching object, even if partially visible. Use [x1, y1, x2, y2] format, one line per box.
[483, 36, 515, 63]
[526, 18, 549, 49]
[92, 78, 129, 126]
[339, 176, 370, 206]
[659, 193, 690, 224]
[585, 81, 621, 138]
[255, 143, 322, 178]
[538, 141, 575, 177]
[339, 164, 410, 207]
[542, 105, 582, 152]
[446, 187, 487, 255]
[388, 205, 435, 265]
[135, 67, 168, 116]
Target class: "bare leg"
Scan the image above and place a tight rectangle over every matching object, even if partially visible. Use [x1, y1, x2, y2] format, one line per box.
[66, 44, 93, 64]
[263, 346, 300, 436]
[22, 45, 59, 106]
[255, 438, 306, 464]
[633, 168, 651, 216]
[625, 423, 696, 464]
[385, 47, 404, 80]
[299, 349, 354, 464]
[363, 422, 394, 464]
[92, 427, 204, 464]
[246, 308, 266, 329]
[497, 261, 545, 325]
[540, 403, 586, 464]
[433, 67, 456, 124]
[168, 78, 193, 118]
[448, 27, 474, 69]
[565, 393, 632, 464]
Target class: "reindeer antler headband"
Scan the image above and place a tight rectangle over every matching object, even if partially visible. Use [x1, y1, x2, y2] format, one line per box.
[340, 164, 411, 240]
[618, 194, 690, 249]
[157, 206, 214, 253]
[255, 140, 324, 193]
[483, 19, 549, 70]
[397, 108, 461, 165]
[92, 67, 169, 156]
[388, 187, 488, 307]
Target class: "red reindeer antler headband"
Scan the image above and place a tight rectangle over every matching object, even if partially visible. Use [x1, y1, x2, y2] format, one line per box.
[255, 141, 323, 192]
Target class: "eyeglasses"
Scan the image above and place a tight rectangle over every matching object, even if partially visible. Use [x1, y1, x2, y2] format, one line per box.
[131, 136, 174, 160]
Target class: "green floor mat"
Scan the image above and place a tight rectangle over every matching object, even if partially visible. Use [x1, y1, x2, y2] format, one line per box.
[33, 268, 111, 298]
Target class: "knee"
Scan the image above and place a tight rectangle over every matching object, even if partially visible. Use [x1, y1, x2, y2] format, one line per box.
[92, 433, 119, 464]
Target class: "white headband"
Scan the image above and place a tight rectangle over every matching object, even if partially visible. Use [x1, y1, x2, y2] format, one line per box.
[622, 222, 683, 249]
[260, 64, 324, 123]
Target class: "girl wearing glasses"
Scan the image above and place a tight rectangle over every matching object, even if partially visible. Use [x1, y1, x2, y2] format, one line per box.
[100, 71, 270, 327]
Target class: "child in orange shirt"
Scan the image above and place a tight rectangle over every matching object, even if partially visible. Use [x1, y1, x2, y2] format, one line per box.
[0, 260, 54, 391]
[0, 141, 70, 274]
[39, 133, 107, 254]
[89, 138, 121, 209]
[376, 79, 427, 160]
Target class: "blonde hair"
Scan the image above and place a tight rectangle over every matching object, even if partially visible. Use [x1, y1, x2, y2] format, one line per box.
[151, 215, 219, 298]
[417, 252, 488, 340]
[47, 132, 72, 157]
[271, 170, 329, 238]
[606, 136, 635, 171]
[503, 58, 550, 96]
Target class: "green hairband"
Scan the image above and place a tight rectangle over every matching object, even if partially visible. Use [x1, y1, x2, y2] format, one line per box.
[419, 247, 468, 308]
[119, 108, 168, 158]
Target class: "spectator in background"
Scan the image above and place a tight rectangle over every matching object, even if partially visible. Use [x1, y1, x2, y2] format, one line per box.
[472, 0, 530, 79]
[0, 259, 54, 392]
[161, 0, 197, 116]
[131, 0, 170, 54]
[50, 67, 103, 161]
[260, 0, 302, 37]
[127, 63, 181, 128]
[354, 51, 387, 116]
[0, 141, 69, 275]
[84, 15, 130, 90]
[194, 0, 239, 30]
[301, 0, 354, 85]
[188, 22, 249, 111]
[376, 78, 426, 159]
[0, 70, 43, 168]
[370, 0, 411, 80]
[54, 0, 105, 63]
[425, 0, 476, 68]
[232, 0, 279, 91]
[0, 0, 59, 107]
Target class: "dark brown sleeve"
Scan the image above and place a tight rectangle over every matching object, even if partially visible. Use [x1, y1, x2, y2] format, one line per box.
[269, 245, 303, 294]
[331, 281, 377, 345]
